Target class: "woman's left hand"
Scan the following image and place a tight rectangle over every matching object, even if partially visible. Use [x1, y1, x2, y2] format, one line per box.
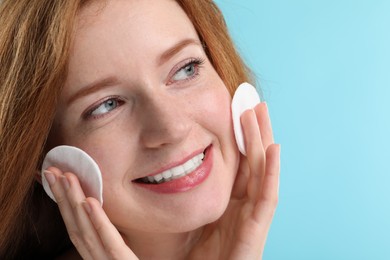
[189, 102, 280, 260]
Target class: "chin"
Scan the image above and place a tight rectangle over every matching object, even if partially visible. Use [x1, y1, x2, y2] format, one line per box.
[161, 201, 229, 234]
[166, 153, 240, 233]
[163, 175, 234, 233]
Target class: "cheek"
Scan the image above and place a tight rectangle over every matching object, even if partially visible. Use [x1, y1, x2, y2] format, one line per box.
[190, 83, 240, 181]
[195, 86, 236, 146]
[57, 120, 138, 190]
[82, 132, 137, 182]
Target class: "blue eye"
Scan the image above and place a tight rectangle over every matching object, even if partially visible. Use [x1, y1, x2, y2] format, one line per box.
[172, 63, 196, 81]
[171, 58, 205, 83]
[90, 98, 120, 117]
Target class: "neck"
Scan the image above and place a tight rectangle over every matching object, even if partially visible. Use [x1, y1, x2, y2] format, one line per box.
[121, 228, 203, 260]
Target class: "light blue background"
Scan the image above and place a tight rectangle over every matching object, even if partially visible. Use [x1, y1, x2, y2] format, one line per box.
[215, 0, 390, 259]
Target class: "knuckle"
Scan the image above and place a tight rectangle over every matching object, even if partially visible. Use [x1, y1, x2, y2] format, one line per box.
[81, 233, 96, 252]
[271, 195, 279, 206]
[268, 197, 278, 210]
[70, 201, 79, 211]
[68, 231, 81, 248]
[262, 195, 278, 210]
[93, 220, 105, 234]
[107, 244, 129, 260]
[55, 195, 66, 205]
[107, 248, 121, 259]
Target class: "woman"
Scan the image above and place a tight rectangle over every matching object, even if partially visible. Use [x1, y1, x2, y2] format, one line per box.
[0, 0, 280, 259]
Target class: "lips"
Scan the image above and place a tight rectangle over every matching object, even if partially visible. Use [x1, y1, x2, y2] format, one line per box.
[137, 152, 205, 184]
[133, 145, 213, 193]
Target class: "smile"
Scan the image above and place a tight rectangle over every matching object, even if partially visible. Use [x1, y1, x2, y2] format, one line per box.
[133, 145, 213, 193]
[137, 152, 205, 184]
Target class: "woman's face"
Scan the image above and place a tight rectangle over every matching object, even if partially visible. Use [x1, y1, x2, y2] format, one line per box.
[51, 0, 239, 234]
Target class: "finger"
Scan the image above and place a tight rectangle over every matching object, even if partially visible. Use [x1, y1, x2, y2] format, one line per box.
[44, 168, 94, 260]
[63, 172, 110, 260]
[241, 109, 266, 201]
[254, 102, 274, 150]
[231, 155, 250, 199]
[84, 198, 138, 259]
[253, 144, 280, 224]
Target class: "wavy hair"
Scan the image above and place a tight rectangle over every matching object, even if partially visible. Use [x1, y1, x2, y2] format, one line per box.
[0, 0, 253, 258]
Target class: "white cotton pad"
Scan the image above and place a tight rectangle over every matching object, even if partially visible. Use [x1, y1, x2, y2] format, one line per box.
[231, 82, 261, 156]
[41, 145, 103, 205]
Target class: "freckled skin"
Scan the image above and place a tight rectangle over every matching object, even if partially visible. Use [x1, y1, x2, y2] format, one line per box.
[51, 0, 239, 242]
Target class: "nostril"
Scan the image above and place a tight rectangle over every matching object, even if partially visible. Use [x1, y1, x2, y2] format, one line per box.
[140, 122, 191, 148]
[138, 96, 192, 148]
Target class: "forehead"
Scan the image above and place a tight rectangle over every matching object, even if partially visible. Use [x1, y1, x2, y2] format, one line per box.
[73, 0, 196, 50]
[66, 0, 198, 85]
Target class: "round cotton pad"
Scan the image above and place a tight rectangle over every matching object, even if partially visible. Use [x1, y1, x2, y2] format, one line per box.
[231, 82, 261, 156]
[41, 145, 103, 205]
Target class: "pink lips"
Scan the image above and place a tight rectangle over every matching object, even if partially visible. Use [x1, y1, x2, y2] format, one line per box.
[134, 146, 213, 194]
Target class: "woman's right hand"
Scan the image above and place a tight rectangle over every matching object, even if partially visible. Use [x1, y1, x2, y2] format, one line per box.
[44, 168, 138, 260]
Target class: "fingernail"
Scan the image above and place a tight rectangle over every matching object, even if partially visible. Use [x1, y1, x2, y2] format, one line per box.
[83, 201, 92, 214]
[44, 170, 56, 186]
[60, 176, 70, 190]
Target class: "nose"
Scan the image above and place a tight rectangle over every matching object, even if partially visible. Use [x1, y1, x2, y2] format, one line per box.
[139, 94, 191, 149]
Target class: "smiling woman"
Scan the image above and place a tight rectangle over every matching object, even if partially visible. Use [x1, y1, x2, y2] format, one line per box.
[0, 0, 280, 259]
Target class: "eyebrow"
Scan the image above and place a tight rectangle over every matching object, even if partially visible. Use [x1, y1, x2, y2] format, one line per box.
[66, 76, 119, 105]
[158, 38, 202, 65]
[67, 38, 201, 105]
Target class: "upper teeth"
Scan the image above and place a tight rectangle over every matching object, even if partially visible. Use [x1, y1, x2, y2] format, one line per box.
[143, 152, 205, 184]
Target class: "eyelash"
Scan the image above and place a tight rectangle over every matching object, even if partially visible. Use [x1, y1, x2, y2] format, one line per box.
[168, 57, 205, 85]
[82, 58, 205, 121]
[83, 95, 124, 120]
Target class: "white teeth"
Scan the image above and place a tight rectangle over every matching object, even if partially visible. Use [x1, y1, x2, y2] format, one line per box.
[172, 166, 183, 177]
[145, 152, 204, 184]
[154, 173, 163, 183]
[162, 171, 171, 179]
[183, 159, 194, 172]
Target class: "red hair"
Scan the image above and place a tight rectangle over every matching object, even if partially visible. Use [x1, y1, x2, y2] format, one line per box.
[0, 0, 253, 258]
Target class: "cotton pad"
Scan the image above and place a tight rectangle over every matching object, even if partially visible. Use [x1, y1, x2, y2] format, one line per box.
[41, 145, 103, 205]
[231, 82, 261, 156]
